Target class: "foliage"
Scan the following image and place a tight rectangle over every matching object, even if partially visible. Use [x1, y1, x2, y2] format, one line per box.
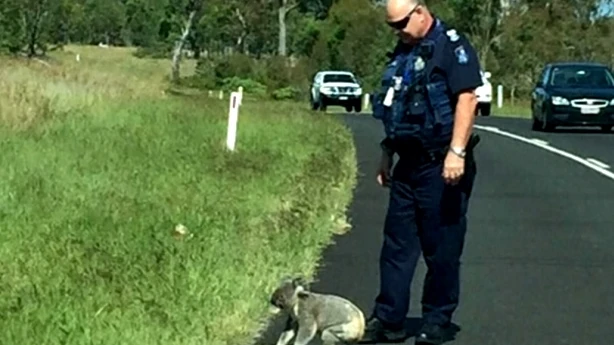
[2, 0, 612, 102]
[0, 43, 357, 345]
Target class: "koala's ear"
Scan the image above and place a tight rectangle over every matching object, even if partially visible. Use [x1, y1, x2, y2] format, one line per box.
[292, 276, 308, 288]
[279, 275, 293, 285]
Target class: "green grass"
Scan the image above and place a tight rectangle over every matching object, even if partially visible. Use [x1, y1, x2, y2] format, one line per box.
[317, 98, 533, 119]
[0, 46, 358, 345]
[491, 100, 532, 118]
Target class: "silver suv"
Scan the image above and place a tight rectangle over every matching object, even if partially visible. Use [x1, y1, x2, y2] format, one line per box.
[310, 71, 363, 112]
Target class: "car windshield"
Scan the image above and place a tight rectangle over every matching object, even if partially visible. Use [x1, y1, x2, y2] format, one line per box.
[323, 74, 356, 83]
[549, 65, 614, 88]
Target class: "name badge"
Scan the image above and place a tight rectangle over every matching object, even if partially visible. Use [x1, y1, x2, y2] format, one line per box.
[393, 76, 402, 90]
[383, 87, 394, 107]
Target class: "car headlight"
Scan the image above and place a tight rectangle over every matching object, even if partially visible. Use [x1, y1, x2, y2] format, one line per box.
[320, 86, 333, 94]
[551, 96, 569, 106]
[354, 88, 362, 95]
[610, 98, 614, 106]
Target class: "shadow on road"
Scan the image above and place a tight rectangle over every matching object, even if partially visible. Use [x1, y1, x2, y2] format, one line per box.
[252, 315, 424, 345]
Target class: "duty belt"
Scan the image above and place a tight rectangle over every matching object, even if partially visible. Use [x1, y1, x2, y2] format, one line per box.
[395, 133, 481, 164]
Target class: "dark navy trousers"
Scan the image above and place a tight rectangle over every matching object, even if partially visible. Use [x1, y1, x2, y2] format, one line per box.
[373, 153, 477, 327]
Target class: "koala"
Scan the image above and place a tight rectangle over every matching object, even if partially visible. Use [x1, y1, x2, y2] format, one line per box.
[270, 276, 365, 345]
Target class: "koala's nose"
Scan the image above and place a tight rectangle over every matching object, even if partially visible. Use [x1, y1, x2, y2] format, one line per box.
[270, 297, 280, 306]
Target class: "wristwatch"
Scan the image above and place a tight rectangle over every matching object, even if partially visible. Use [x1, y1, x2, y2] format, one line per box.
[449, 146, 466, 158]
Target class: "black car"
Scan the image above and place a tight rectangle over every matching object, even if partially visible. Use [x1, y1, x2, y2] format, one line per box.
[531, 62, 614, 132]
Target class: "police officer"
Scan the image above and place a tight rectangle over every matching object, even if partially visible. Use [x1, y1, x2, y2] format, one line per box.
[361, 0, 483, 344]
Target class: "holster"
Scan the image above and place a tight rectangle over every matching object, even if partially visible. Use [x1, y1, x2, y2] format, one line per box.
[463, 133, 481, 159]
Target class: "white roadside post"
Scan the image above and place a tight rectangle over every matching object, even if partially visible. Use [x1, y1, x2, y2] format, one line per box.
[497, 85, 503, 109]
[238, 86, 243, 105]
[363, 93, 370, 112]
[219, 90, 224, 100]
[226, 92, 240, 151]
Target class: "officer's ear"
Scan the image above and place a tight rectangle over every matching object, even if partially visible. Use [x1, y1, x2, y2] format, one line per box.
[414, 5, 428, 18]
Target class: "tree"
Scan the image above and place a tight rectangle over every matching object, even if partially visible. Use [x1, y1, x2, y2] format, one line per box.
[170, 0, 204, 82]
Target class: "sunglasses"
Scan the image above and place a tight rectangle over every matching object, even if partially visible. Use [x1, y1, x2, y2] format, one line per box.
[386, 5, 419, 30]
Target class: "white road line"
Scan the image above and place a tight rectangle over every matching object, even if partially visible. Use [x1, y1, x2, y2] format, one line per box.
[473, 124, 614, 181]
[476, 125, 500, 131]
[529, 138, 549, 146]
[586, 158, 610, 169]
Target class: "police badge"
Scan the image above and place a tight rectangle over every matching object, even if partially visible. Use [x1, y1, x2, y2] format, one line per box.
[414, 56, 425, 71]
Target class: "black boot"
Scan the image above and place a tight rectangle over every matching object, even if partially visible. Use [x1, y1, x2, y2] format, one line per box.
[359, 315, 409, 344]
[414, 322, 461, 345]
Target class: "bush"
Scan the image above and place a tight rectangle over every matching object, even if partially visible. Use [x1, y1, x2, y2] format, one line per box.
[220, 76, 268, 97]
[212, 53, 257, 81]
[133, 41, 172, 59]
[187, 54, 313, 101]
[271, 86, 303, 101]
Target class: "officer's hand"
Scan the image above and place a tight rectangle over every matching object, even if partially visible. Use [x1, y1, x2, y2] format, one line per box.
[376, 151, 393, 188]
[443, 151, 464, 185]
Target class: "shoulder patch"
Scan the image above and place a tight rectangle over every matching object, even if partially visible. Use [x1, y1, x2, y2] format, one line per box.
[454, 45, 469, 64]
[446, 29, 459, 42]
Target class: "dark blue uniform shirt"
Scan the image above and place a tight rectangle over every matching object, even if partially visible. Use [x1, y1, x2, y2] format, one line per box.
[391, 19, 482, 100]
[381, 18, 483, 153]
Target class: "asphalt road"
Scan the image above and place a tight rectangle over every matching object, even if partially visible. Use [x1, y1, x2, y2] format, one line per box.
[477, 116, 614, 168]
[254, 114, 614, 345]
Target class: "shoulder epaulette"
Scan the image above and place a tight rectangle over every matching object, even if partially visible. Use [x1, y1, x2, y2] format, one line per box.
[445, 28, 461, 42]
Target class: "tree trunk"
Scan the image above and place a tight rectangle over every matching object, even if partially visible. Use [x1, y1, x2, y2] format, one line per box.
[476, 0, 494, 69]
[25, 0, 48, 58]
[277, 0, 299, 56]
[171, 10, 196, 83]
[278, 5, 287, 56]
[234, 8, 249, 54]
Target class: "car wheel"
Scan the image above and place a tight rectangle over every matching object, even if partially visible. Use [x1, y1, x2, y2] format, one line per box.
[600, 125, 612, 132]
[345, 105, 352, 113]
[541, 110, 555, 132]
[531, 116, 542, 131]
[353, 101, 362, 113]
[479, 103, 491, 116]
[319, 100, 327, 112]
[531, 103, 541, 131]
[311, 97, 319, 110]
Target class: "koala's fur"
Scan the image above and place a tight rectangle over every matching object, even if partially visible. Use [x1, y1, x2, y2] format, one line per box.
[270, 277, 365, 345]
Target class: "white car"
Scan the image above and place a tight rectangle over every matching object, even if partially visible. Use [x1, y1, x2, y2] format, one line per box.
[475, 71, 492, 116]
[310, 71, 363, 112]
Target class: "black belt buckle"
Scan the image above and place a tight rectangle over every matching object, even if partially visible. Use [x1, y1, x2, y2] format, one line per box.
[424, 149, 444, 163]
[426, 151, 436, 162]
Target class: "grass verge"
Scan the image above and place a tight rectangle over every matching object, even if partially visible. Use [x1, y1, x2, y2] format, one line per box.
[0, 45, 358, 345]
[318, 99, 532, 119]
[490, 101, 531, 118]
